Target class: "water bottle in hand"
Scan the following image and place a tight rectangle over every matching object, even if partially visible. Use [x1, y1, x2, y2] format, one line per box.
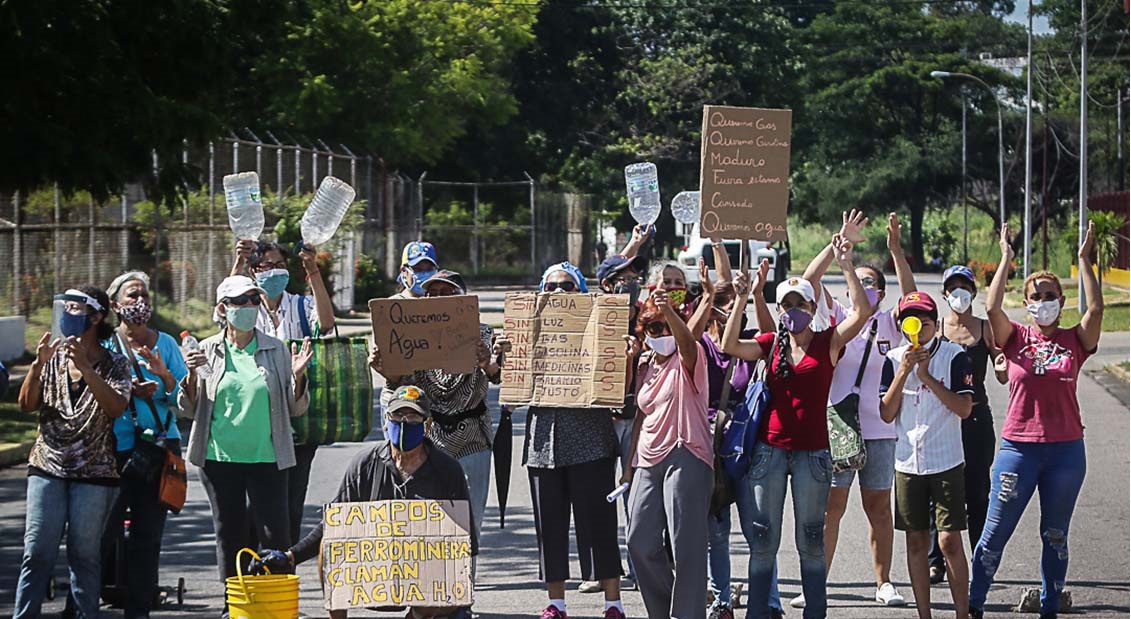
[223, 172, 265, 240]
[301, 176, 356, 247]
[180, 331, 212, 378]
[624, 162, 661, 225]
[671, 191, 701, 224]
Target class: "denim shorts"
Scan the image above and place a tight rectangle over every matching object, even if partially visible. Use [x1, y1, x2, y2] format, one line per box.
[831, 438, 896, 490]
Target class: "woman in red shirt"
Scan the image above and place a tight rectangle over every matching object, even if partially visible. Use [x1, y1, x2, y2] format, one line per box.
[721, 232, 870, 619]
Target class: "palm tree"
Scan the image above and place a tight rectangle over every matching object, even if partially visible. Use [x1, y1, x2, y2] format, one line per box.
[1088, 211, 1128, 289]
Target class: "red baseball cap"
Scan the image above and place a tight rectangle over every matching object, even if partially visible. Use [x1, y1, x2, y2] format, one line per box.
[897, 291, 938, 321]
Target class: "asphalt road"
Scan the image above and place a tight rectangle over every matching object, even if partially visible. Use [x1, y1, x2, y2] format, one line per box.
[0, 277, 1127, 618]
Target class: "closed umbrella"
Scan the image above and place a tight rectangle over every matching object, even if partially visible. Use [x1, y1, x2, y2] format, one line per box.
[492, 405, 513, 528]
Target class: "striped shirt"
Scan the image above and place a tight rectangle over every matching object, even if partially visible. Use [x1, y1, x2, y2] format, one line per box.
[256, 292, 317, 341]
[881, 339, 974, 476]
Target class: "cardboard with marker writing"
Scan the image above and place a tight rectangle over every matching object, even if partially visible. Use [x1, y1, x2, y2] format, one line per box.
[499, 292, 629, 408]
[369, 296, 480, 376]
[698, 105, 792, 241]
[320, 499, 473, 610]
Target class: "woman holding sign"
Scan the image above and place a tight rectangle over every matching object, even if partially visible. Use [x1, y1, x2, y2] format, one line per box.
[721, 232, 870, 619]
[519, 262, 628, 619]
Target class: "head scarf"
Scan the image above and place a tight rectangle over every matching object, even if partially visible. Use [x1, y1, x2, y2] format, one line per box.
[106, 271, 150, 302]
[539, 261, 588, 293]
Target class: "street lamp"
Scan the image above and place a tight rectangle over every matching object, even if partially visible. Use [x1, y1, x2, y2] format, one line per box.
[931, 70, 1007, 230]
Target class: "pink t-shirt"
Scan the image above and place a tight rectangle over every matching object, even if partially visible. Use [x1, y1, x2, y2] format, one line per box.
[1001, 321, 1094, 442]
[634, 345, 712, 468]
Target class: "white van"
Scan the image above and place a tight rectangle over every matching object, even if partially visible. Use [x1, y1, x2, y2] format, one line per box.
[676, 222, 789, 302]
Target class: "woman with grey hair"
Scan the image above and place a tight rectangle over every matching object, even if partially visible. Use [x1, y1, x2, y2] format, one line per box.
[102, 271, 189, 618]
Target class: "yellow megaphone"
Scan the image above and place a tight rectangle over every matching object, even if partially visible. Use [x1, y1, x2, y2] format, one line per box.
[902, 316, 923, 349]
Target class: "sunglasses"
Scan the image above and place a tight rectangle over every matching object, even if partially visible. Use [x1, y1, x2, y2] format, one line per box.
[224, 293, 262, 306]
[859, 276, 879, 288]
[644, 322, 669, 337]
[544, 281, 577, 292]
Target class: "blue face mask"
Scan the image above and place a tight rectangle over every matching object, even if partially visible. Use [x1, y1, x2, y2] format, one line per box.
[60, 311, 92, 338]
[385, 419, 426, 451]
[410, 269, 437, 296]
[256, 269, 290, 300]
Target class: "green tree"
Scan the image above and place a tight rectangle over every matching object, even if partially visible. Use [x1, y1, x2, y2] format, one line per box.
[1088, 210, 1128, 288]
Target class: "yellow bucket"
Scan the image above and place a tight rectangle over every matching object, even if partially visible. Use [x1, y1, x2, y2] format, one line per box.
[225, 548, 299, 619]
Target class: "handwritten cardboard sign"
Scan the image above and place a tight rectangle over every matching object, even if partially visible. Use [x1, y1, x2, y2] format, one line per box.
[698, 105, 792, 241]
[320, 499, 473, 610]
[499, 293, 629, 408]
[369, 296, 480, 376]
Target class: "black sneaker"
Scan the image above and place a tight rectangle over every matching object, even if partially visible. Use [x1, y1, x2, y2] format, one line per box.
[929, 565, 946, 584]
[769, 608, 785, 619]
[970, 609, 983, 619]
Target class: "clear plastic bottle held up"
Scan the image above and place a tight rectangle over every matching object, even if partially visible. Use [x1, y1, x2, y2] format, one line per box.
[300, 176, 356, 247]
[671, 191, 701, 224]
[223, 172, 265, 240]
[179, 330, 212, 378]
[624, 162, 661, 225]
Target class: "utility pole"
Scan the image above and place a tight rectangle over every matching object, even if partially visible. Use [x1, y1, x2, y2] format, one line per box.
[1077, 0, 1088, 313]
[1023, 0, 1034, 278]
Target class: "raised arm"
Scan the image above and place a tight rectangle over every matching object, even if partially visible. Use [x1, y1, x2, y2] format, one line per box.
[299, 246, 336, 333]
[985, 224, 1015, 349]
[887, 212, 917, 296]
[711, 238, 733, 283]
[688, 259, 716, 341]
[1075, 220, 1104, 351]
[747, 259, 776, 334]
[230, 239, 255, 277]
[19, 333, 57, 413]
[831, 234, 870, 358]
[721, 276, 765, 361]
[656, 287, 698, 373]
[805, 209, 868, 305]
[619, 224, 653, 260]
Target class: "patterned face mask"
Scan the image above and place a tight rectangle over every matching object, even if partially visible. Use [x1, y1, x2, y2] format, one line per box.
[117, 298, 152, 325]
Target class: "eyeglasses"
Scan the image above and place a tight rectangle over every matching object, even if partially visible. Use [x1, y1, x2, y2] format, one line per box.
[544, 281, 577, 292]
[252, 261, 287, 272]
[224, 293, 262, 306]
[612, 274, 643, 286]
[859, 276, 879, 288]
[386, 411, 426, 424]
[644, 322, 669, 337]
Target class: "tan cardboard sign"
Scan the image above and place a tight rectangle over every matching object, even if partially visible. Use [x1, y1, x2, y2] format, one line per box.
[369, 296, 480, 376]
[499, 293, 629, 408]
[698, 105, 792, 241]
[320, 499, 473, 610]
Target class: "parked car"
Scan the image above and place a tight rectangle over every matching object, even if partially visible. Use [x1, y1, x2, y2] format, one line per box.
[677, 223, 789, 302]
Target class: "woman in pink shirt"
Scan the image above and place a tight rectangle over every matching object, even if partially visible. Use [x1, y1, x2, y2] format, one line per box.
[969, 223, 1104, 619]
[624, 285, 712, 619]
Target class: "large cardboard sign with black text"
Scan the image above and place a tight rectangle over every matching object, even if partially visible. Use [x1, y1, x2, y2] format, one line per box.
[499, 293, 629, 408]
[320, 499, 473, 610]
[698, 105, 792, 241]
[369, 296, 480, 376]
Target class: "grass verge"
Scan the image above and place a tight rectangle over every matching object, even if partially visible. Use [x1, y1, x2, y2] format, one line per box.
[0, 398, 37, 446]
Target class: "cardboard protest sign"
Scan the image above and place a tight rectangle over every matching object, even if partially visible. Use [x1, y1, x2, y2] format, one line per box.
[499, 293, 629, 408]
[698, 105, 792, 241]
[369, 296, 480, 376]
[320, 499, 473, 611]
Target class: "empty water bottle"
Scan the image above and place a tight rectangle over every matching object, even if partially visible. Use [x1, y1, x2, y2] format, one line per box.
[624, 162, 661, 225]
[223, 172, 265, 240]
[301, 176, 356, 247]
[180, 331, 212, 378]
[671, 191, 701, 224]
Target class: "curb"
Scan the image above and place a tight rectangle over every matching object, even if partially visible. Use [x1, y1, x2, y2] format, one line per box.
[0, 440, 34, 468]
[1105, 363, 1130, 384]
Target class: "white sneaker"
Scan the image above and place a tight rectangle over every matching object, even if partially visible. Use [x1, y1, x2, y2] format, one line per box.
[875, 582, 906, 606]
[578, 580, 602, 593]
[789, 593, 806, 609]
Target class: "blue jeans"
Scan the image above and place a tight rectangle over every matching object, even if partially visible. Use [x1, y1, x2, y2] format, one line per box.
[741, 442, 831, 619]
[970, 439, 1086, 614]
[14, 476, 118, 618]
[715, 497, 783, 612]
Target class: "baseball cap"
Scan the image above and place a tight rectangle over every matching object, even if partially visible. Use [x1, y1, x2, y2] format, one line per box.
[596, 254, 647, 284]
[387, 385, 431, 419]
[897, 291, 938, 321]
[401, 242, 438, 268]
[216, 276, 267, 303]
[775, 277, 816, 305]
[421, 269, 467, 295]
[942, 265, 977, 288]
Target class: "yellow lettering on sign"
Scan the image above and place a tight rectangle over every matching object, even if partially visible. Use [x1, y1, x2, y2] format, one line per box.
[374, 539, 388, 561]
[390, 501, 406, 520]
[344, 504, 366, 526]
[350, 585, 371, 606]
[429, 502, 444, 521]
[343, 540, 358, 563]
[406, 583, 425, 602]
[359, 539, 374, 562]
[325, 505, 341, 527]
[409, 501, 427, 521]
[328, 568, 343, 587]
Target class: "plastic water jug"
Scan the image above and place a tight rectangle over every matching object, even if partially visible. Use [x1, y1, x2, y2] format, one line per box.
[671, 191, 701, 224]
[300, 176, 356, 247]
[624, 162, 661, 225]
[223, 172, 264, 240]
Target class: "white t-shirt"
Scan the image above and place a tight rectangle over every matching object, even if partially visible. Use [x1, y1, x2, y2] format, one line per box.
[828, 300, 901, 440]
[256, 291, 318, 341]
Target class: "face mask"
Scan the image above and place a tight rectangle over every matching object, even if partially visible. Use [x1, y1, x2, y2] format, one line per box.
[410, 269, 437, 296]
[644, 335, 677, 356]
[667, 288, 688, 306]
[947, 289, 973, 314]
[613, 281, 641, 307]
[225, 306, 259, 332]
[256, 269, 290, 300]
[385, 419, 426, 451]
[780, 307, 812, 334]
[60, 311, 92, 338]
[864, 288, 881, 309]
[117, 298, 153, 325]
[1027, 300, 1061, 326]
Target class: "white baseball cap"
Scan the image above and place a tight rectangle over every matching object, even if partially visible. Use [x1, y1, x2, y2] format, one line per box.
[215, 276, 267, 303]
[775, 277, 816, 305]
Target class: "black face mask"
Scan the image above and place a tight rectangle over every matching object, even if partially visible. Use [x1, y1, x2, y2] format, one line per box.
[612, 281, 641, 307]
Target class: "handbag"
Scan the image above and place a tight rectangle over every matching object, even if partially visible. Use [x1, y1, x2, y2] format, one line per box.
[709, 358, 739, 516]
[289, 332, 374, 445]
[720, 341, 771, 485]
[115, 333, 188, 512]
[826, 320, 877, 473]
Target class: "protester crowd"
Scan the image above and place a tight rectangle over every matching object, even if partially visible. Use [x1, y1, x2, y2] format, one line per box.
[11, 210, 1103, 619]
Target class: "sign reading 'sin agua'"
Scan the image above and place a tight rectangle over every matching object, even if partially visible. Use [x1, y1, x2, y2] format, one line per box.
[698, 105, 792, 241]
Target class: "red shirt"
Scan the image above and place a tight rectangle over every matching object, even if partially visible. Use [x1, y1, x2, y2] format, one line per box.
[756, 328, 841, 451]
[1001, 321, 1093, 443]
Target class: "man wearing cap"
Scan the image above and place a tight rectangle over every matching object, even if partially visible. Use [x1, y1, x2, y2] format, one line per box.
[393, 241, 440, 299]
[879, 292, 975, 619]
[250, 385, 476, 619]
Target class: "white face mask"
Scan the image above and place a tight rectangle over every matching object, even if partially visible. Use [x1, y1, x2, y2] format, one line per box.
[1027, 300, 1061, 326]
[645, 335, 677, 357]
[946, 288, 973, 314]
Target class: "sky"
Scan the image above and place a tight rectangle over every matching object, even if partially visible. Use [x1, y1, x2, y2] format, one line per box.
[1006, 1, 1053, 35]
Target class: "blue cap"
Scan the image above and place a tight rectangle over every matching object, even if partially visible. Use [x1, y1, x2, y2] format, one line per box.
[596, 254, 647, 284]
[942, 265, 977, 287]
[402, 242, 438, 268]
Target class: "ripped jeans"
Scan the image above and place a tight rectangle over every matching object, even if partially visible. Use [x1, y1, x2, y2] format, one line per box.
[969, 439, 1086, 614]
[741, 442, 831, 619]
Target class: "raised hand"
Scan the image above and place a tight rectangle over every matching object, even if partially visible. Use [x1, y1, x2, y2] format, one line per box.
[291, 338, 313, 377]
[999, 223, 1014, 261]
[832, 233, 854, 265]
[476, 340, 492, 370]
[624, 334, 641, 361]
[1078, 220, 1095, 264]
[733, 270, 752, 298]
[299, 245, 320, 274]
[652, 286, 671, 312]
[886, 212, 904, 254]
[752, 259, 770, 294]
[631, 223, 655, 245]
[33, 332, 60, 368]
[840, 209, 869, 245]
[368, 345, 384, 375]
[698, 258, 714, 297]
[62, 337, 93, 376]
[136, 346, 169, 379]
